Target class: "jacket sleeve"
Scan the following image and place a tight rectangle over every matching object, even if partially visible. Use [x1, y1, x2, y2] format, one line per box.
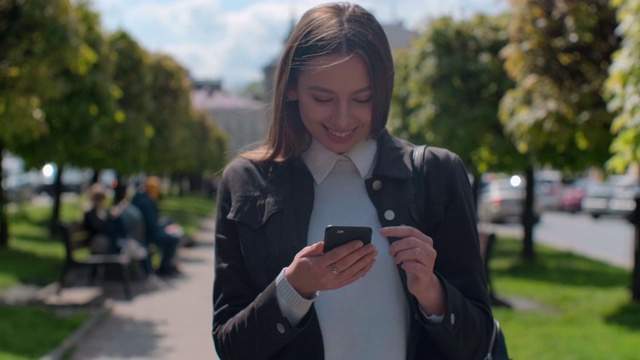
[211, 158, 313, 360]
[418, 148, 493, 359]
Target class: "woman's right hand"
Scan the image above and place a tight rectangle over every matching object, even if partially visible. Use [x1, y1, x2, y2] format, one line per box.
[284, 241, 377, 298]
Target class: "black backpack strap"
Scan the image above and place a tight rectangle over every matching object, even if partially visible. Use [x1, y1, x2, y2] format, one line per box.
[411, 145, 428, 231]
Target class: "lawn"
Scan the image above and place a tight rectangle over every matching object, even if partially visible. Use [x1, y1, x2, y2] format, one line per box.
[0, 192, 215, 359]
[490, 237, 640, 360]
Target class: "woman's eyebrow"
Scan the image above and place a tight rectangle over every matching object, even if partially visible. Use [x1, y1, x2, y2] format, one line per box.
[307, 84, 372, 94]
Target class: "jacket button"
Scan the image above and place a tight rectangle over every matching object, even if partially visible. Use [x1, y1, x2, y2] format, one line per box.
[276, 323, 286, 334]
[450, 313, 456, 325]
[384, 210, 395, 221]
[372, 180, 382, 190]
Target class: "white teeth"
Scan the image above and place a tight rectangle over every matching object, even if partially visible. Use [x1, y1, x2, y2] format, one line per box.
[328, 129, 351, 137]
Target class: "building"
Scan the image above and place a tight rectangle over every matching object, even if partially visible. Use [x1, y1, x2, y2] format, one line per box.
[191, 81, 268, 155]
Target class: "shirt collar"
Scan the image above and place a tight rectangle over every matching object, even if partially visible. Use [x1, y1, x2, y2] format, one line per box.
[301, 138, 378, 184]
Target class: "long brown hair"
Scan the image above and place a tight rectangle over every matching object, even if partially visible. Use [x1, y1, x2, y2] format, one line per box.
[245, 2, 394, 162]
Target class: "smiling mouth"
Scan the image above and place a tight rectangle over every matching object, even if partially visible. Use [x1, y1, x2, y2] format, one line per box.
[327, 128, 355, 137]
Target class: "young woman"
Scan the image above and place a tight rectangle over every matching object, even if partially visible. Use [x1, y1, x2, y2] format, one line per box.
[212, 3, 493, 359]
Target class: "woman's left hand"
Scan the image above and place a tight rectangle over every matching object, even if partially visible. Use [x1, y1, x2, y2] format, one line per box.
[380, 225, 446, 316]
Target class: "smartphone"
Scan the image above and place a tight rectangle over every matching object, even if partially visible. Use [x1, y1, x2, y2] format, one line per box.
[323, 225, 372, 252]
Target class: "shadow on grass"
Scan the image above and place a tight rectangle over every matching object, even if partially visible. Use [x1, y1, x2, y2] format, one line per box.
[605, 301, 640, 331]
[0, 247, 62, 287]
[492, 237, 629, 289]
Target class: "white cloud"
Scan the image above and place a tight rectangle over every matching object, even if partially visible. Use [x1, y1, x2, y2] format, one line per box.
[92, 0, 509, 91]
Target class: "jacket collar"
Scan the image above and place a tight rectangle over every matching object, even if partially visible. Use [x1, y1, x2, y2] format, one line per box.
[371, 130, 414, 180]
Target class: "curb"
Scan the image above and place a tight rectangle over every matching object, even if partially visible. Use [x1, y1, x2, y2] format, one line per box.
[40, 299, 114, 360]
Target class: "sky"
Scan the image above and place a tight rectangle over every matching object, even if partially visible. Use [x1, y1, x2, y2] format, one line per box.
[92, 0, 509, 92]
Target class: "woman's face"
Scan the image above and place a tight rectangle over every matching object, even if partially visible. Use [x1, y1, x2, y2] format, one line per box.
[289, 53, 372, 154]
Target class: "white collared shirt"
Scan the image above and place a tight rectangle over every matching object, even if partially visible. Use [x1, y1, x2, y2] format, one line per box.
[301, 137, 378, 185]
[278, 137, 410, 360]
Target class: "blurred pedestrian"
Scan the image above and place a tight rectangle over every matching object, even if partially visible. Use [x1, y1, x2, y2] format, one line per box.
[83, 183, 113, 254]
[131, 176, 182, 276]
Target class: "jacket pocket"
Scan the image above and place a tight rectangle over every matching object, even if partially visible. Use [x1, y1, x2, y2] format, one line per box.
[228, 193, 283, 230]
[227, 193, 284, 287]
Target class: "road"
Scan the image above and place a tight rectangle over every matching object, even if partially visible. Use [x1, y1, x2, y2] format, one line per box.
[483, 211, 636, 270]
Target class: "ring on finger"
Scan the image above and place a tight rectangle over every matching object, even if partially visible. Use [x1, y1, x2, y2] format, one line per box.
[330, 263, 340, 275]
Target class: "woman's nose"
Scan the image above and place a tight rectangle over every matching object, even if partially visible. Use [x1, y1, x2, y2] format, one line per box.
[332, 101, 351, 127]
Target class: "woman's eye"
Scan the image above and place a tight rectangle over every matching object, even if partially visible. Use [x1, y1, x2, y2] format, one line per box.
[313, 97, 332, 103]
[354, 97, 371, 103]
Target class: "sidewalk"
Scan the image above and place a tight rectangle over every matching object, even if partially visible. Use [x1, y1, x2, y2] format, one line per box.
[59, 216, 221, 360]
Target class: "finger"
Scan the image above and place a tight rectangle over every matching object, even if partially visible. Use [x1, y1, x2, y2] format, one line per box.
[401, 260, 430, 275]
[388, 236, 430, 258]
[380, 226, 432, 246]
[321, 239, 366, 264]
[329, 246, 376, 281]
[380, 225, 421, 238]
[334, 243, 377, 270]
[298, 241, 326, 257]
[335, 254, 376, 287]
[392, 246, 431, 265]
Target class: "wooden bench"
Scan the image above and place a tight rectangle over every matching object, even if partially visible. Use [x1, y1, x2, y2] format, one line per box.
[57, 221, 132, 299]
[478, 230, 511, 308]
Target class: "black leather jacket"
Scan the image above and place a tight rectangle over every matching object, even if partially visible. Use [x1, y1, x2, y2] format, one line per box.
[213, 130, 492, 360]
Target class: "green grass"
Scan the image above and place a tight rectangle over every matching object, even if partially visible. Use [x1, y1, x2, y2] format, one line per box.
[0, 305, 87, 360]
[490, 237, 640, 360]
[158, 194, 216, 236]
[0, 192, 215, 359]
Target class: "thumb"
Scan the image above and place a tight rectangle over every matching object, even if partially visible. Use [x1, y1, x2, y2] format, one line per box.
[302, 241, 325, 256]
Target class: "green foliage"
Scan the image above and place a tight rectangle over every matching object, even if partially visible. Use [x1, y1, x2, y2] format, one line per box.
[144, 54, 194, 174]
[500, 0, 620, 172]
[391, 14, 525, 174]
[604, 0, 640, 173]
[10, 0, 119, 170]
[0, 0, 77, 145]
[491, 238, 640, 359]
[83, 30, 153, 173]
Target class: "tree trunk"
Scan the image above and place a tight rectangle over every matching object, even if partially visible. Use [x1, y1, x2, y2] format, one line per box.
[521, 167, 536, 261]
[632, 197, 640, 302]
[0, 141, 8, 248]
[91, 168, 100, 185]
[471, 171, 482, 218]
[49, 163, 64, 236]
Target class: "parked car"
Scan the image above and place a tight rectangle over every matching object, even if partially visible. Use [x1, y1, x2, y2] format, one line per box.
[477, 175, 541, 223]
[535, 170, 564, 211]
[35, 163, 91, 195]
[3, 171, 38, 202]
[560, 177, 597, 213]
[608, 181, 640, 218]
[582, 175, 637, 218]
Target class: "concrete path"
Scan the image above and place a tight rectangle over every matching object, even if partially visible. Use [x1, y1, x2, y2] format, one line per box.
[67, 217, 221, 360]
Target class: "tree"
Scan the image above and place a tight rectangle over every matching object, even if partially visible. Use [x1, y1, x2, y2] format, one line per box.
[390, 13, 532, 236]
[391, 14, 526, 177]
[144, 54, 194, 175]
[94, 30, 153, 175]
[604, 0, 640, 301]
[10, 0, 120, 233]
[0, 0, 78, 246]
[500, 0, 619, 260]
